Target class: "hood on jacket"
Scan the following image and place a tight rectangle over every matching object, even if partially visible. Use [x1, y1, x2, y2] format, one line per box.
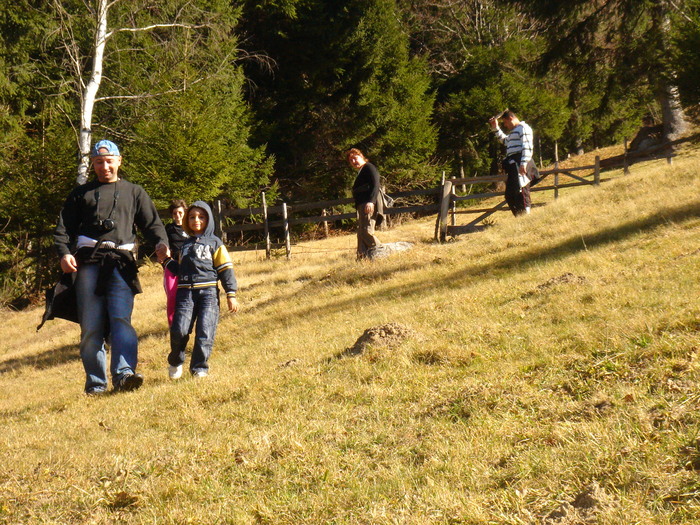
[183, 200, 215, 237]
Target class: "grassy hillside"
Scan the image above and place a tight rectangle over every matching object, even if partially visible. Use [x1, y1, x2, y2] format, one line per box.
[1, 145, 700, 524]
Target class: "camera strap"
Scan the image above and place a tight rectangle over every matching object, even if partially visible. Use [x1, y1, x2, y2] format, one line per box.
[95, 181, 120, 222]
[94, 181, 122, 245]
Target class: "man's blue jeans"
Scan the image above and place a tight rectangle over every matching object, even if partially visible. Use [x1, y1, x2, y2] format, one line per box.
[169, 287, 219, 374]
[75, 263, 138, 391]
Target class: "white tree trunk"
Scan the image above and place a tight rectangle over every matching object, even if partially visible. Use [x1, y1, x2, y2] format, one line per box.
[77, 0, 109, 185]
[660, 81, 687, 140]
[654, 0, 687, 141]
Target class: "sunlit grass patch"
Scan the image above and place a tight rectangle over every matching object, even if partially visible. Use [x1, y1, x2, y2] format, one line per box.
[1, 149, 700, 522]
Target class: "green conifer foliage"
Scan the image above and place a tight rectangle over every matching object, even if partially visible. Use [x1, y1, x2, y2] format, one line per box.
[0, 1, 79, 303]
[87, 0, 273, 207]
[401, 1, 569, 174]
[672, 0, 700, 107]
[0, 0, 272, 304]
[512, 0, 687, 143]
[241, 0, 437, 199]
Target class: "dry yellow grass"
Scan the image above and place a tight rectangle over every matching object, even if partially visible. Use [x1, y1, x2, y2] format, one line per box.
[1, 144, 699, 524]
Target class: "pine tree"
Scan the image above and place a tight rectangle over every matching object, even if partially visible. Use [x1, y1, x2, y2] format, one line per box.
[674, 0, 700, 107]
[105, 0, 273, 207]
[398, 0, 569, 174]
[513, 0, 688, 142]
[0, 0, 271, 303]
[0, 1, 79, 303]
[240, 0, 437, 200]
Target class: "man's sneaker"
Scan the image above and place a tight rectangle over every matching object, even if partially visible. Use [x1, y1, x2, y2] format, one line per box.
[168, 365, 183, 379]
[85, 386, 107, 396]
[114, 372, 144, 392]
[192, 370, 208, 378]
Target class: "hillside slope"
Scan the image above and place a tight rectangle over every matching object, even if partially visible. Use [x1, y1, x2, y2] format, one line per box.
[1, 146, 700, 524]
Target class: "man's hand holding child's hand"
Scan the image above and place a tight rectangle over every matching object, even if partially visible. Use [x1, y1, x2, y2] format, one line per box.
[155, 242, 170, 264]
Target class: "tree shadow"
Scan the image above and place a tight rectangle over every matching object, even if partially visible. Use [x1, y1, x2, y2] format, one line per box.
[247, 258, 428, 312]
[7, 201, 697, 373]
[0, 323, 170, 376]
[0, 342, 79, 375]
[247, 200, 700, 334]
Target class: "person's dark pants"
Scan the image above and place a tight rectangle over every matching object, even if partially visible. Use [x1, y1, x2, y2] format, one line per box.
[169, 287, 220, 374]
[356, 208, 381, 259]
[502, 155, 531, 216]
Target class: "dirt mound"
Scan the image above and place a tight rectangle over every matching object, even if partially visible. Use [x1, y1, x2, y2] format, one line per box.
[336, 323, 417, 359]
[544, 483, 619, 523]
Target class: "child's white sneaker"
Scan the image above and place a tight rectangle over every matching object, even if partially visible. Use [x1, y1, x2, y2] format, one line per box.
[192, 369, 208, 378]
[168, 365, 183, 379]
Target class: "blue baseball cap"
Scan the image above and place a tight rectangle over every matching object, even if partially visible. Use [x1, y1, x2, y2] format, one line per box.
[91, 139, 120, 157]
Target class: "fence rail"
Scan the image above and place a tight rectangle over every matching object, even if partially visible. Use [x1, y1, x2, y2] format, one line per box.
[165, 136, 684, 259]
[436, 156, 602, 241]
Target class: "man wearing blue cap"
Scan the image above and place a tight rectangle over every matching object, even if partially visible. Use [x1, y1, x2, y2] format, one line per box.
[55, 139, 170, 395]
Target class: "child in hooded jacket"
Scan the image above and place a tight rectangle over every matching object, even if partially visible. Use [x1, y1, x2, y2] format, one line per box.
[161, 201, 238, 378]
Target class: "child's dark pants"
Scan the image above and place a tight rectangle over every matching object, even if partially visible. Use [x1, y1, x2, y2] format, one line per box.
[169, 287, 220, 374]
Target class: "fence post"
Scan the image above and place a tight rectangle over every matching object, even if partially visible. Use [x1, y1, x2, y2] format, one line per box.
[282, 202, 291, 260]
[554, 142, 559, 200]
[594, 156, 600, 186]
[623, 139, 630, 175]
[667, 146, 673, 165]
[450, 184, 456, 227]
[261, 191, 271, 260]
[322, 209, 330, 238]
[213, 199, 225, 244]
[438, 179, 453, 242]
[434, 172, 446, 241]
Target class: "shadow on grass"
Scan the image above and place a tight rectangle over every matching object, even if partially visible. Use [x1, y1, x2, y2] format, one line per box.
[245, 200, 700, 334]
[0, 342, 79, 375]
[0, 324, 169, 376]
[7, 201, 698, 373]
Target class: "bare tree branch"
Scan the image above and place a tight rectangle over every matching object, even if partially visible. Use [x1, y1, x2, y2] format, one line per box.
[669, 0, 694, 24]
[50, 0, 85, 92]
[106, 0, 123, 11]
[106, 23, 207, 40]
[94, 77, 206, 101]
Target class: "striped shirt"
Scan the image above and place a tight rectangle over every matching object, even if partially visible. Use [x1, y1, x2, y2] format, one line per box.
[495, 121, 534, 166]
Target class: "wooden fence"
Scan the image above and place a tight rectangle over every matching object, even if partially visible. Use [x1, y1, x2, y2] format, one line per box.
[212, 187, 440, 259]
[436, 156, 602, 240]
[210, 157, 601, 256]
[172, 136, 682, 258]
[436, 134, 681, 240]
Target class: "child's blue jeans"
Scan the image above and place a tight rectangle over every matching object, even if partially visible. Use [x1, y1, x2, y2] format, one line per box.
[169, 286, 220, 374]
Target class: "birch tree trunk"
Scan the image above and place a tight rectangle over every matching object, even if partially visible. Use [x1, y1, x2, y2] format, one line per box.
[659, 82, 687, 140]
[77, 0, 109, 185]
[654, 0, 687, 141]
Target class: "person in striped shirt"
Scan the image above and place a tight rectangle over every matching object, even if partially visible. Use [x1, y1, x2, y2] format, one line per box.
[489, 110, 537, 216]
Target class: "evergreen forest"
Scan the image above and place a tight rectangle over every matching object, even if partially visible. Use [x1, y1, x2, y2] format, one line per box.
[1, 0, 699, 305]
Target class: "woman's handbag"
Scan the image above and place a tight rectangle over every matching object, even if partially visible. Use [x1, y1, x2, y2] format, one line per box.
[381, 188, 394, 208]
